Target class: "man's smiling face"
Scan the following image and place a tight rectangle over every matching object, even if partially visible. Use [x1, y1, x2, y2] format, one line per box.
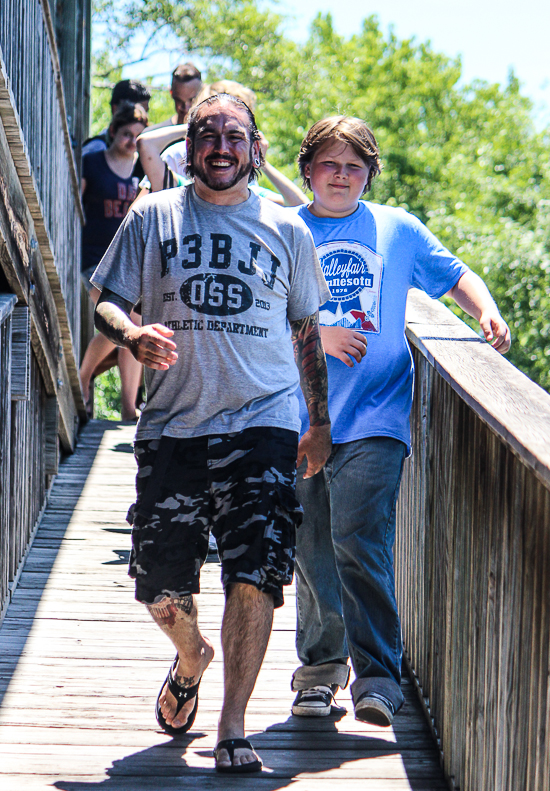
[189, 103, 258, 192]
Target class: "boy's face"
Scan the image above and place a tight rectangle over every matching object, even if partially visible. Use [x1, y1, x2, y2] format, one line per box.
[305, 140, 370, 218]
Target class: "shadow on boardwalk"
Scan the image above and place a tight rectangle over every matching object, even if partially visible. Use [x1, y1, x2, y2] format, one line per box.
[53, 712, 440, 791]
[0, 421, 119, 710]
[0, 419, 446, 791]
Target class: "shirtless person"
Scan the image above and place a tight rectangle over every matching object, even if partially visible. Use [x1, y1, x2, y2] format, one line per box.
[91, 94, 331, 773]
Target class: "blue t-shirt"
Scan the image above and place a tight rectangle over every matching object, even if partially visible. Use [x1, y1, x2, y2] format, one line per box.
[294, 201, 469, 450]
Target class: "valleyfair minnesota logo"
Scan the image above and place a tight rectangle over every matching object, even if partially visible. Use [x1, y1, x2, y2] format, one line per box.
[317, 241, 383, 333]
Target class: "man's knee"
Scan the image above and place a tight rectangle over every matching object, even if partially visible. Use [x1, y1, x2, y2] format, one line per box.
[146, 595, 196, 625]
[225, 582, 274, 609]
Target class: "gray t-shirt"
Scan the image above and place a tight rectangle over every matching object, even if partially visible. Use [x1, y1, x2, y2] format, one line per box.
[92, 186, 330, 440]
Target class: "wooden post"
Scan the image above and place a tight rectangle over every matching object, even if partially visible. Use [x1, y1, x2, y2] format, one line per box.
[10, 304, 30, 400]
[44, 396, 59, 477]
[0, 294, 15, 616]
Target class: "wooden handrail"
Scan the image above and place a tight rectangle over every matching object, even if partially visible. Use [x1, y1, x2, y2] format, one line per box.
[0, 45, 86, 425]
[0, 293, 16, 324]
[405, 288, 550, 490]
[38, 0, 84, 223]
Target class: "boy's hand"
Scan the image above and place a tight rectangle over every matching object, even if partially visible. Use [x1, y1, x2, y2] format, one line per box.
[257, 131, 269, 159]
[479, 310, 511, 354]
[320, 325, 367, 367]
[446, 271, 511, 355]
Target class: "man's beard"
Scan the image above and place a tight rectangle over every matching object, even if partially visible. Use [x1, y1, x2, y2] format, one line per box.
[192, 153, 253, 192]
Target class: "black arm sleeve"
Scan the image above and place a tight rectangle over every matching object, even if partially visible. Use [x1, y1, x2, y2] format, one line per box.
[96, 287, 135, 316]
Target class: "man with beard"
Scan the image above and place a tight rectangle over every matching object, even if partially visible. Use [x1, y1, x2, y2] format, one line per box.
[147, 62, 202, 129]
[90, 94, 331, 773]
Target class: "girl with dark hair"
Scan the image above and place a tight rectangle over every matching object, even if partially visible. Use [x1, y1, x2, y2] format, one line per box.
[80, 102, 148, 420]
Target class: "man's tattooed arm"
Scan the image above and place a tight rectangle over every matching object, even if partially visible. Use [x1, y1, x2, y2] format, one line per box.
[290, 311, 330, 427]
[94, 288, 136, 347]
[291, 311, 332, 479]
[95, 288, 178, 370]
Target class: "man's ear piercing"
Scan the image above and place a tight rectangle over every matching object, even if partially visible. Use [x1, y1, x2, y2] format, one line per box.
[254, 158, 261, 167]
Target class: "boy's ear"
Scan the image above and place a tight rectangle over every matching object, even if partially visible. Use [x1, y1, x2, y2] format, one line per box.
[304, 163, 311, 179]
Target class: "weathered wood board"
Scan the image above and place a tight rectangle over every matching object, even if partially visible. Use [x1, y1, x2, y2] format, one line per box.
[0, 420, 446, 790]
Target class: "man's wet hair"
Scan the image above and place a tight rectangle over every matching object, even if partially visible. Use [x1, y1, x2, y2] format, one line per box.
[298, 116, 382, 193]
[185, 94, 264, 184]
[111, 79, 151, 109]
[109, 101, 148, 135]
[172, 62, 202, 84]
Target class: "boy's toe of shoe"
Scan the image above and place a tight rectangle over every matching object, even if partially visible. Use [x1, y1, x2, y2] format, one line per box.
[291, 685, 344, 717]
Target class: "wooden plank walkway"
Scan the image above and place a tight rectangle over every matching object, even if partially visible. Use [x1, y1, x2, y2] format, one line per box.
[0, 420, 448, 791]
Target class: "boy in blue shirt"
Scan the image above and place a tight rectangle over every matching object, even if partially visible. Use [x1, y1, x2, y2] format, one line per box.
[290, 116, 510, 726]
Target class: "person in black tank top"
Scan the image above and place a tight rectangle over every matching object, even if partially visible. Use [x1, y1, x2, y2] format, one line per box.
[80, 103, 148, 420]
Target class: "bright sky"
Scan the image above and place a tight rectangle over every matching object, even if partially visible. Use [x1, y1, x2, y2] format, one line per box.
[119, 0, 550, 126]
[279, 0, 550, 122]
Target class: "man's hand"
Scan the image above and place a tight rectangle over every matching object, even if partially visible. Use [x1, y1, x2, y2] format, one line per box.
[479, 310, 511, 354]
[95, 289, 178, 370]
[297, 424, 332, 479]
[321, 325, 367, 367]
[129, 324, 178, 369]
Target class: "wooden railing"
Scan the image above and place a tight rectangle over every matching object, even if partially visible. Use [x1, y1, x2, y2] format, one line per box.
[396, 289, 550, 791]
[0, 295, 53, 622]
[0, 0, 88, 424]
[0, 0, 90, 621]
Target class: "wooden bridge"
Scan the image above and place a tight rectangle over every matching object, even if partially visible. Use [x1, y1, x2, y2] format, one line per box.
[0, 292, 549, 790]
[1, 2, 550, 789]
[0, 420, 448, 791]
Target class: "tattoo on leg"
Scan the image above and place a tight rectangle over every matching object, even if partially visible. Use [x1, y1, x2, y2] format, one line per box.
[175, 674, 196, 688]
[147, 595, 194, 627]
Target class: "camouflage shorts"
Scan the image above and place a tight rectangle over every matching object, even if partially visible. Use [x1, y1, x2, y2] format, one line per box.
[127, 427, 302, 608]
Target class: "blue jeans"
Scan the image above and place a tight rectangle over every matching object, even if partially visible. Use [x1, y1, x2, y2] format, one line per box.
[293, 436, 406, 712]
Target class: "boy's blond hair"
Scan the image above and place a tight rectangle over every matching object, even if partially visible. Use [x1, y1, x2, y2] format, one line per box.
[192, 81, 257, 113]
[298, 116, 382, 192]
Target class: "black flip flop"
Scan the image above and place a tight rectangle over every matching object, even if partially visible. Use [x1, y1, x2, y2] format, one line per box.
[156, 655, 201, 736]
[214, 738, 263, 773]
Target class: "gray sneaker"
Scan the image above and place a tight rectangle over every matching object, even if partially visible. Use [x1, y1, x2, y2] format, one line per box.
[291, 684, 343, 717]
[354, 691, 396, 726]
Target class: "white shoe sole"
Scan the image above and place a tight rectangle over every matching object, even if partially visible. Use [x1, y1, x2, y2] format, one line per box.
[354, 698, 393, 726]
[291, 703, 331, 716]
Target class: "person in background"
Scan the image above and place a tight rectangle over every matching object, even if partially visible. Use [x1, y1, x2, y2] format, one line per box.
[83, 79, 151, 155]
[79, 102, 148, 420]
[147, 62, 202, 130]
[138, 80, 308, 206]
[288, 116, 511, 728]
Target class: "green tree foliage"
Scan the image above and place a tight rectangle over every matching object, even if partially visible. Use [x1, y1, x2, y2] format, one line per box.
[94, 367, 122, 420]
[92, 0, 550, 391]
